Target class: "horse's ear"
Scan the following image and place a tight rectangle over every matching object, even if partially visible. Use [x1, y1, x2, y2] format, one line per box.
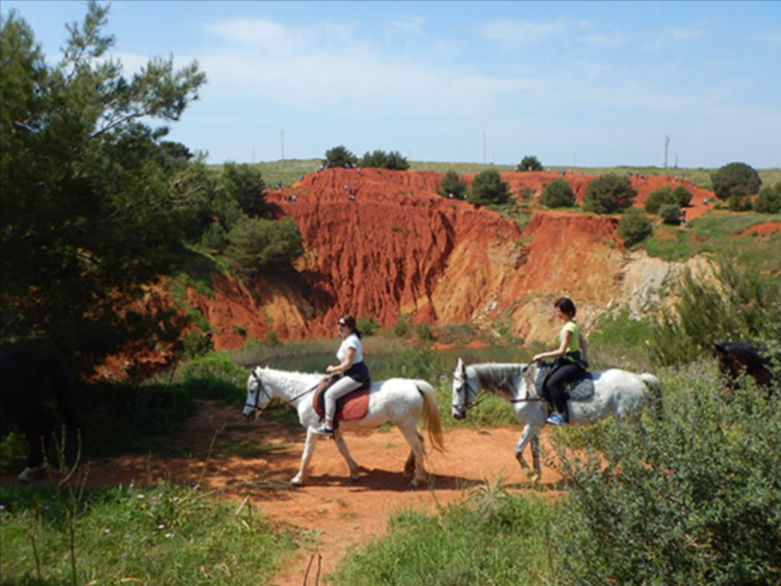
[456, 358, 464, 373]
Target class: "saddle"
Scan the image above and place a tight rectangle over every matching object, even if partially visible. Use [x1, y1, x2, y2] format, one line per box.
[312, 376, 371, 428]
[536, 362, 595, 403]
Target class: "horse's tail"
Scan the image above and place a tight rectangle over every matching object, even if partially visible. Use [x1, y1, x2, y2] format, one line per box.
[416, 381, 446, 453]
[639, 373, 663, 419]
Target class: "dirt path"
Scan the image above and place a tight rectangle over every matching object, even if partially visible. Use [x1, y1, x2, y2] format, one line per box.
[5, 401, 563, 585]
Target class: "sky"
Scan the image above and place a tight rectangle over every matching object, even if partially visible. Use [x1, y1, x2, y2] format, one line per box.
[2, 0, 780, 169]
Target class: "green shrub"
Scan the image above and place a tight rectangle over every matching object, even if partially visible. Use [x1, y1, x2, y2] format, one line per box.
[753, 183, 781, 213]
[540, 178, 576, 208]
[711, 161, 761, 200]
[659, 203, 682, 225]
[323, 145, 358, 168]
[649, 255, 781, 366]
[469, 169, 511, 205]
[225, 216, 303, 277]
[553, 365, 781, 585]
[517, 155, 543, 171]
[438, 170, 468, 199]
[673, 184, 693, 207]
[357, 316, 381, 336]
[583, 173, 637, 214]
[617, 208, 653, 247]
[644, 186, 676, 214]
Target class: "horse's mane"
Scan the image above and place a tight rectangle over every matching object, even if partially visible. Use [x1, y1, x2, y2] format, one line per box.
[717, 342, 769, 368]
[257, 367, 322, 382]
[470, 363, 525, 391]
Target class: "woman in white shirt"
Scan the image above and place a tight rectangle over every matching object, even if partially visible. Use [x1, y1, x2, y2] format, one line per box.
[312, 315, 370, 436]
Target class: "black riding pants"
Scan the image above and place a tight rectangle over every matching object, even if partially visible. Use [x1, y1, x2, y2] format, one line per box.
[546, 362, 582, 419]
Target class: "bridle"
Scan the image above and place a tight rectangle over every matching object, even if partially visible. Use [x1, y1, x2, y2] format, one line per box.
[452, 363, 544, 413]
[452, 374, 485, 412]
[245, 370, 274, 415]
[244, 369, 321, 415]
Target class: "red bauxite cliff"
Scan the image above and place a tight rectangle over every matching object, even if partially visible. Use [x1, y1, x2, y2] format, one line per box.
[178, 167, 720, 352]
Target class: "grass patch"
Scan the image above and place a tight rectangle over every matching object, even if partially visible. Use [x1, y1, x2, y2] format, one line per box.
[645, 211, 781, 271]
[333, 479, 556, 585]
[0, 481, 300, 586]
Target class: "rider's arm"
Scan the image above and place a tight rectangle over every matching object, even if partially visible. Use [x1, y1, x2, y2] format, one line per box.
[533, 330, 572, 362]
[579, 332, 588, 363]
[326, 347, 357, 375]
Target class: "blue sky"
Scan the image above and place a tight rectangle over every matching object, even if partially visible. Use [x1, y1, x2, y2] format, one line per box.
[3, 0, 780, 168]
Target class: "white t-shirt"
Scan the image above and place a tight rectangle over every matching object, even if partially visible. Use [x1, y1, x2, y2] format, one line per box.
[337, 333, 363, 364]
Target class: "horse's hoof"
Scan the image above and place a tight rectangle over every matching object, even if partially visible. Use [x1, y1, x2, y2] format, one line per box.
[350, 473, 360, 482]
[408, 479, 419, 488]
[290, 476, 304, 486]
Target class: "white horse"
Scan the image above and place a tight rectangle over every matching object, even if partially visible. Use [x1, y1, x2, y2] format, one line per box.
[244, 367, 445, 487]
[451, 359, 662, 481]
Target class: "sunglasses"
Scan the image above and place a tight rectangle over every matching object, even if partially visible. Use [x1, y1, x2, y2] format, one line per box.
[338, 322, 347, 327]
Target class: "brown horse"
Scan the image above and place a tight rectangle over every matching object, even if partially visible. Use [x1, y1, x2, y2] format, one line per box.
[0, 347, 80, 482]
[714, 341, 777, 395]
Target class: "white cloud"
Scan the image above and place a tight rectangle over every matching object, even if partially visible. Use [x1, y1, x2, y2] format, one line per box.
[476, 18, 579, 46]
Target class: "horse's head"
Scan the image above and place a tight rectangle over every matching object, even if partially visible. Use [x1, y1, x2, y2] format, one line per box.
[451, 358, 475, 420]
[243, 367, 272, 420]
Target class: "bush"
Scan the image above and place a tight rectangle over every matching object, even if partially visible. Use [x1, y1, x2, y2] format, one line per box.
[469, 169, 511, 206]
[360, 149, 410, 170]
[753, 183, 781, 213]
[323, 145, 357, 168]
[583, 173, 637, 214]
[649, 255, 781, 366]
[644, 186, 676, 214]
[225, 216, 303, 278]
[540, 178, 576, 208]
[554, 365, 781, 585]
[659, 203, 682, 225]
[438, 170, 468, 199]
[357, 316, 381, 336]
[673, 184, 693, 207]
[617, 207, 653, 247]
[727, 194, 752, 212]
[711, 162, 761, 201]
[517, 155, 543, 172]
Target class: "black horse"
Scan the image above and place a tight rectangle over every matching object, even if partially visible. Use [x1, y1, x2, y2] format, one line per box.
[714, 341, 778, 395]
[0, 347, 80, 482]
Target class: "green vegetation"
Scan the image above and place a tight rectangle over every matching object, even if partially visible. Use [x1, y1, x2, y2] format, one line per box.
[582, 173, 638, 214]
[469, 168, 511, 206]
[323, 144, 358, 168]
[644, 186, 677, 214]
[334, 485, 555, 585]
[0, 481, 300, 586]
[711, 161, 762, 200]
[644, 212, 781, 269]
[649, 255, 781, 366]
[617, 207, 654, 247]
[539, 177, 577, 208]
[659, 202, 682, 224]
[360, 149, 410, 170]
[0, 2, 205, 373]
[438, 169, 469, 199]
[517, 154, 543, 172]
[754, 182, 781, 213]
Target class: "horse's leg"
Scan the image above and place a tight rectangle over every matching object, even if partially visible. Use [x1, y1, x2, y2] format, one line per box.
[397, 424, 426, 488]
[291, 429, 319, 485]
[514, 424, 541, 482]
[18, 430, 49, 483]
[531, 436, 542, 481]
[331, 430, 360, 482]
[403, 434, 423, 480]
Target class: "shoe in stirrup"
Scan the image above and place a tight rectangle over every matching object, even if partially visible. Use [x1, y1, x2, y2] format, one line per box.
[312, 425, 334, 436]
[546, 413, 567, 426]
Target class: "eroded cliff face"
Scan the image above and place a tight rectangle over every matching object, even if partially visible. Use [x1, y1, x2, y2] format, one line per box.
[181, 167, 721, 352]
